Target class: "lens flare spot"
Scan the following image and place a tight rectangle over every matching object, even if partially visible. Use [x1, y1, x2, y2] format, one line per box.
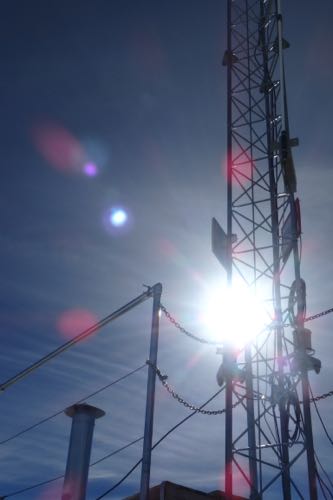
[221, 149, 253, 188]
[186, 351, 205, 370]
[37, 480, 63, 499]
[158, 238, 177, 257]
[82, 137, 109, 171]
[62, 477, 80, 500]
[31, 121, 84, 172]
[103, 206, 133, 235]
[110, 208, 128, 227]
[57, 309, 97, 340]
[219, 465, 249, 498]
[83, 162, 98, 177]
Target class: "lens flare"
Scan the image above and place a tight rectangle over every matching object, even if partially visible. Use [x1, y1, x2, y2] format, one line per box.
[110, 208, 128, 227]
[83, 162, 98, 177]
[31, 121, 84, 172]
[200, 281, 269, 348]
[38, 481, 63, 499]
[103, 206, 132, 235]
[31, 121, 103, 178]
[221, 148, 253, 188]
[57, 309, 97, 340]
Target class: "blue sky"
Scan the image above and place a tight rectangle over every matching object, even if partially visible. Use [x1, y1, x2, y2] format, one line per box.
[1, 1, 333, 498]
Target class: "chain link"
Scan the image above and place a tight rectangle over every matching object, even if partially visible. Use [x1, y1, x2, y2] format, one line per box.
[159, 304, 333, 405]
[310, 390, 333, 403]
[148, 360, 333, 408]
[160, 304, 222, 345]
[305, 307, 333, 323]
[147, 361, 243, 415]
[161, 303, 333, 343]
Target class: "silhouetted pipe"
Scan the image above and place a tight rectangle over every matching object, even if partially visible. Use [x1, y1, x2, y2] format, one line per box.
[62, 403, 105, 500]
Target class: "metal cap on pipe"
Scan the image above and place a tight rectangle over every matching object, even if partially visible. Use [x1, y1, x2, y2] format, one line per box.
[65, 403, 105, 419]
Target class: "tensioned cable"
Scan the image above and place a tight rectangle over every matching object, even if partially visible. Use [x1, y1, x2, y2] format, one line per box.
[0, 287, 153, 393]
[1, 473, 64, 498]
[3, 387, 225, 499]
[95, 386, 225, 499]
[2, 298, 333, 495]
[0, 364, 146, 447]
[1, 296, 331, 397]
[91, 437, 143, 467]
[314, 450, 333, 496]
[1, 437, 144, 498]
[309, 384, 333, 447]
[298, 414, 333, 498]
[316, 468, 332, 500]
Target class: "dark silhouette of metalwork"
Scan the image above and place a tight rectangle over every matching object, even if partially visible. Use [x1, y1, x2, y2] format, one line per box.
[213, 1, 320, 498]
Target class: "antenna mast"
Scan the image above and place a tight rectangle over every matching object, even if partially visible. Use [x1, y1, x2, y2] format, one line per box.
[214, 1, 321, 498]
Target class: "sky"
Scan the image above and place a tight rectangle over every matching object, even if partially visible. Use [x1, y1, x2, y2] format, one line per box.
[1, 0, 333, 499]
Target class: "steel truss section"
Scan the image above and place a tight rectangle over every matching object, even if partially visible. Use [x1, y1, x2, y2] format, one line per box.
[223, 1, 318, 499]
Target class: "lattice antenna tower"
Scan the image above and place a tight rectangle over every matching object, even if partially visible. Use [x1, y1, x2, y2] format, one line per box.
[213, 1, 321, 499]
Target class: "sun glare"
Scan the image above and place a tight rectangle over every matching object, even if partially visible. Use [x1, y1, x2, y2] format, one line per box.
[200, 282, 270, 348]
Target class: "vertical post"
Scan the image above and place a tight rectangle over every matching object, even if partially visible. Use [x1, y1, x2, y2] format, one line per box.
[225, 352, 233, 500]
[140, 283, 162, 500]
[244, 347, 259, 499]
[244, 0, 259, 495]
[224, 0, 233, 500]
[291, 201, 318, 500]
[282, 0, 318, 482]
[225, 1, 233, 498]
[62, 403, 105, 500]
[258, 1, 292, 497]
[301, 371, 318, 500]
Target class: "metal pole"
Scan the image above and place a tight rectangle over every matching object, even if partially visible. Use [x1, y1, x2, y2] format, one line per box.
[225, 358, 233, 500]
[0, 287, 154, 392]
[301, 370, 318, 500]
[280, 0, 318, 482]
[244, 346, 259, 499]
[140, 282, 162, 500]
[62, 403, 105, 500]
[225, 1, 233, 497]
[258, 2, 292, 497]
[244, 0, 259, 495]
[290, 196, 318, 500]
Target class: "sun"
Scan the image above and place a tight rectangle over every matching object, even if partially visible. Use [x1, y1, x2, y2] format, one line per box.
[199, 280, 270, 348]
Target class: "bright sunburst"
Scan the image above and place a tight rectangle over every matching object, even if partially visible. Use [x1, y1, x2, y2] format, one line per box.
[200, 280, 270, 348]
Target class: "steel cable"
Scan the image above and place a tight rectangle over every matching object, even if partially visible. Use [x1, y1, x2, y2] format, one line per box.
[309, 384, 333, 447]
[0, 364, 146, 446]
[1, 437, 144, 498]
[0, 287, 153, 393]
[95, 386, 225, 499]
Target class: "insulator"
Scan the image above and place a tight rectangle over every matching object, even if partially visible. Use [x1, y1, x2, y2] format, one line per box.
[293, 327, 312, 351]
[288, 279, 306, 327]
[222, 50, 239, 67]
[260, 79, 279, 94]
[295, 198, 302, 236]
[271, 384, 285, 405]
[216, 357, 244, 387]
[272, 37, 290, 53]
[291, 354, 321, 374]
[280, 130, 297, 193]
[216, 363, 225, 387]
[270, 114, 282, 124]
